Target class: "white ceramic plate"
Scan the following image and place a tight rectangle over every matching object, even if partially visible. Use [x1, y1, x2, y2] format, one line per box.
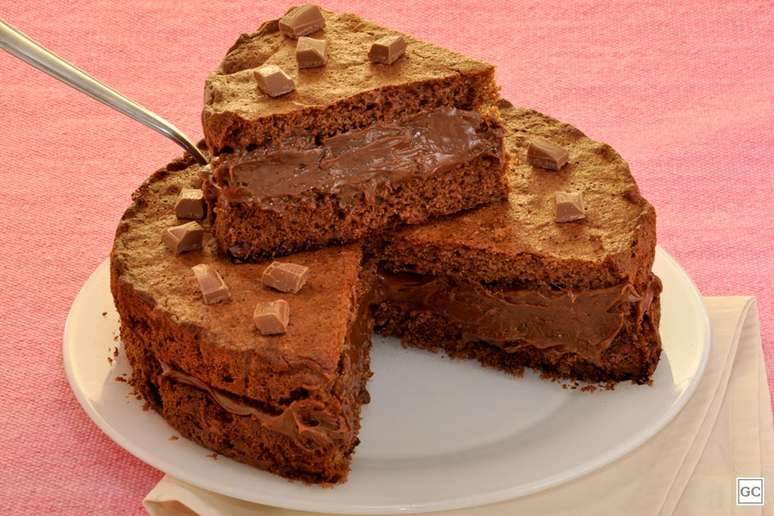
[64, 246, 709, 514]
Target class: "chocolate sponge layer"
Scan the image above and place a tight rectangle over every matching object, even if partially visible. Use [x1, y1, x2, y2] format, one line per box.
[203, 8, 499, 154]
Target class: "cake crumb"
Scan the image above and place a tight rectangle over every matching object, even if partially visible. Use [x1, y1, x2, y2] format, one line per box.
[113, 347, 119, 357]
[115, 375, 127, 383]
[107, 357, 113, 365]
[207, 452, 218, 460]
[492, 227, 508, 242]
[101, 311, 107, 317]
[169, 435, 179, 441]
[580, 384, 597, 393]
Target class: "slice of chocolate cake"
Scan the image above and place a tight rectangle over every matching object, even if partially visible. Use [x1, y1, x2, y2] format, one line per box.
[110, 156, 374, 483]
[206, 107, 508, 260]
[371, 101, 662, 383]
[203, 6, 499, 154]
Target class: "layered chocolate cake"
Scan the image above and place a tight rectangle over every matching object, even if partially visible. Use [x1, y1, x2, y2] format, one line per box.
[207, 108, 508, 259]
[111, 5, 662, 485]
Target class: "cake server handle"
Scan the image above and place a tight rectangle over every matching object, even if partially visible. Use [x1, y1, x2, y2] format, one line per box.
[0, 18, 208, 165]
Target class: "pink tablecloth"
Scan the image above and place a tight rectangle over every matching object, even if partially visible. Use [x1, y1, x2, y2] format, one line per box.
[1, 1, 771, 513]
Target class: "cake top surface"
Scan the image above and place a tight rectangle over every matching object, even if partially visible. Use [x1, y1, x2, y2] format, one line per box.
[112, 158, 365, 377]
[382, 101, 656, 287]
[203, 6, 492, 137]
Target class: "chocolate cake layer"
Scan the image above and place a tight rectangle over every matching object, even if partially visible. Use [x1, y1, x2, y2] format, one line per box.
[111, 156, 374, 483]
[207, 108, 508, 260]
[203, 7, 499, 154]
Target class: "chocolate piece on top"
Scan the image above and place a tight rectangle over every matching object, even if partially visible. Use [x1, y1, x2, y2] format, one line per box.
[175, 188, 206, 220]
[527, 138, 569, 170]
[254, 300, 290, 335]
[262, 261, 310, 293]
[279, 4, 325, 38]
[255, 65, 295, 98]
[554, 191, 586, 222]
[162, 221, 204, 254]
[296, 37, 328, 68]
[368, 35, 406, 65]
[191, 264, 231, 304]
[204, 8, 498, 155]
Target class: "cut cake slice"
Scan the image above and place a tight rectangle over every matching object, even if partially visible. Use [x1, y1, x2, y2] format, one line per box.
[111, 156, 374, 483]
[203, 6, 499, 154]
[206, 107, 508, 260]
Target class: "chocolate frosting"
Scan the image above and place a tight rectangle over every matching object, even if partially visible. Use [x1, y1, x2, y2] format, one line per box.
[214, 108, 502, 207]
[374, 272, 661, 360]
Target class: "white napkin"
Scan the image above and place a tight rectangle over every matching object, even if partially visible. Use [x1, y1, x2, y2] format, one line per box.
[144, 297, 773, 516]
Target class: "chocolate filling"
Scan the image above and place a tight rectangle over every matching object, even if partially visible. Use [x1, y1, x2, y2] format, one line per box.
[373, 271, 661, 360]
[160, 361, 349, 451]
[212, 108, 503, 207]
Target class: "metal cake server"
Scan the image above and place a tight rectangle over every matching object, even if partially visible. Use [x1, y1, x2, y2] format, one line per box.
[0, 18, 208, 165]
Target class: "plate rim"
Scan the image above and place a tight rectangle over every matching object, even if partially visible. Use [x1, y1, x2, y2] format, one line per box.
[63, 245, 711, 514]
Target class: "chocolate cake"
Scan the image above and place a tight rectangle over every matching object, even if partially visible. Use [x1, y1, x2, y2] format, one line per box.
[112, 101, 662, 484]
[110, 157, 374, 483]
[110, 3, 662, 487]
[206, 107, 509, 260]
[373, 101, 661, 383]
[202, 7, 499, 154]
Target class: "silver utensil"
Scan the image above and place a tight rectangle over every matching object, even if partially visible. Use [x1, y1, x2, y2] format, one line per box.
[0, 18, 208, 165]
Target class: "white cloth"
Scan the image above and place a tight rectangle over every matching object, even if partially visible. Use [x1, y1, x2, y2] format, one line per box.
[144, 297, 773, 516]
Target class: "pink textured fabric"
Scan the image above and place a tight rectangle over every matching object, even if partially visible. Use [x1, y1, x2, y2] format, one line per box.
[0, 1, 772, 513]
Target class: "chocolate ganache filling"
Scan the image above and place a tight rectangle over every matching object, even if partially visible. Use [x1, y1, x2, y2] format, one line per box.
[373, 271, 661, 360]
[159, 361, 349, 451]
[212, 108, 503, 206]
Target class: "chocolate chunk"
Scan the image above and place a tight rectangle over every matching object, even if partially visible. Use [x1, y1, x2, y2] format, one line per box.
[191, 264, 231, 304]
[255, 65, 295, 98]
[175, 188, 205, 220]
[528, 138, 569, 170]
[279, 4, 325, 38]
[262, 261, 310, 293]
[369, 35, 406, 65]
[162, 221, 204, 254]
[254, 300, 290, 335]
[554, 191, 586, 222]
[296, 37, 328, 68]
